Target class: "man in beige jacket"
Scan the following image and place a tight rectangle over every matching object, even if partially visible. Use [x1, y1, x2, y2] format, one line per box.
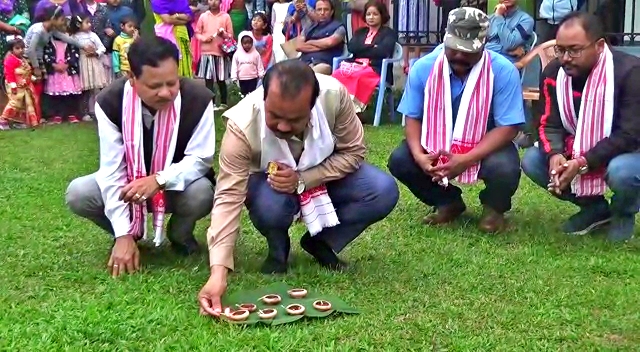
[198, 60, 399, 316]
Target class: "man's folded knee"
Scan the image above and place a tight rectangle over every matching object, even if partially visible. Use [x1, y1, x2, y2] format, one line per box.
[248, 194, 297, 231]
[65, 177, 95, 215]
[606, 155, 640, 191]
[373, 172, 400, 215]
[521, 147, 546, 176]
[387, 142, 412, 177]
[179, 178, 215, 215]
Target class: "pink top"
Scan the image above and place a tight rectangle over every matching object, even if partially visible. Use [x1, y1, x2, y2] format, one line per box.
[230, 48, 265, 81]
[196, 10, 234, 56]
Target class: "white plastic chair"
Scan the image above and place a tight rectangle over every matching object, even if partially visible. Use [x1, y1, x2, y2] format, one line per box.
[372, 42, 403, 126]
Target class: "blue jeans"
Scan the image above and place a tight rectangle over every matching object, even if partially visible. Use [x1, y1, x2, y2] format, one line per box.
[387, 140, 521, 213]
[521, 147, 640, 216]
[245, 163, 399, 258]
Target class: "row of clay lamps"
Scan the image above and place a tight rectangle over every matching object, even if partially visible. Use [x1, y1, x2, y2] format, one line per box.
[224, 289, 332, 321]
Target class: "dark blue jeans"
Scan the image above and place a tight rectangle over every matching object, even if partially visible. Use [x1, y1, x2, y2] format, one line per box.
[521, 147, 640, 216]
[387, 140, 521, 213]
[245, 163, 399, 255]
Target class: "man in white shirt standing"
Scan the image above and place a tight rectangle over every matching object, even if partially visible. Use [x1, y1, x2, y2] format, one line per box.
[65, 36, 217, 277]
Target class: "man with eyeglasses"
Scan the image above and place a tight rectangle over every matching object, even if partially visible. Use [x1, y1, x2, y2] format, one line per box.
[521, 12, 640, 241]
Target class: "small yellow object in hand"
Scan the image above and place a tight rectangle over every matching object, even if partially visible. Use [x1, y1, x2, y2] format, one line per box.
[267, 161, 278, 175]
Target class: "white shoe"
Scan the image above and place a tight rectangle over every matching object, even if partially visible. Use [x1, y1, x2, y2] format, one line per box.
[82, 114, 93, 122]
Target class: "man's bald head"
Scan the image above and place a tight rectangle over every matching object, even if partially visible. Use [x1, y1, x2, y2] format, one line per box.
[262, 60, 321, 139]
[263, 60, 320, 109]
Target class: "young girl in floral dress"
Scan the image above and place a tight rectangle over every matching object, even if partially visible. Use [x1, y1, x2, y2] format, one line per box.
[42, 24, 83, 124]
[69, 14, 107, 121]
[0, 36, 40, 130]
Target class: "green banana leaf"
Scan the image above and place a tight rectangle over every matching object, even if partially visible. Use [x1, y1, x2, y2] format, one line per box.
[219, 282, 359, 326]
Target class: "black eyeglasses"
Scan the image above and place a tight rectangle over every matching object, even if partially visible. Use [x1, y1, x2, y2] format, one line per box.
[554, 41, 596, 58]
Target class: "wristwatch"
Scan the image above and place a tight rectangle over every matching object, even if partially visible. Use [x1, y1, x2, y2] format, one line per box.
[296, 175, 306, 194]
[155, 173, 167, 189]
[576, 156, 589, 175]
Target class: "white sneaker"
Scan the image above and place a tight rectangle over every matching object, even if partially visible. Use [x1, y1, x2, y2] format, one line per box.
[82, 114, 93, 122]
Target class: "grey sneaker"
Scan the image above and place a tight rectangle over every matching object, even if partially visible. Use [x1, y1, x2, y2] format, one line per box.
[563, 203, 612, 235]
[607, 215, 636, 242]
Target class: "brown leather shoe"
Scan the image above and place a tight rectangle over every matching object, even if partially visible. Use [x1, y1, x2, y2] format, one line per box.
[478, 206, 506, 233]
[423, 202, 466, 225]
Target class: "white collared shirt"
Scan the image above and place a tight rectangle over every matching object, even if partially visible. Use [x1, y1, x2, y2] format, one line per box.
[94, 101, 216, 239]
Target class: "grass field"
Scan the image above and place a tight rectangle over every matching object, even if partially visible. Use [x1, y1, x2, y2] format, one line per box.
[1, 111, 640, 351]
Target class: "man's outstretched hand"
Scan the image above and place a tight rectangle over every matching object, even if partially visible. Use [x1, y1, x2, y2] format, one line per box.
[198, 266, 228, 317]
[108, 235, 140, 278]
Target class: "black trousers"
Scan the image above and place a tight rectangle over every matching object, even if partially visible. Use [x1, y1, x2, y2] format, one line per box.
[238, 78, 259, 96]
[205, 79, 227, 105]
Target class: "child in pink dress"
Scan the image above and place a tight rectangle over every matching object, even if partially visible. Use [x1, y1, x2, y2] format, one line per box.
[42, 27, 82, 124]
[231, 34, 264, 96]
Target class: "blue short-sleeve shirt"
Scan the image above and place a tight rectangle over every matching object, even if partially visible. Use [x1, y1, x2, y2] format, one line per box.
[397, 44, 525, 129]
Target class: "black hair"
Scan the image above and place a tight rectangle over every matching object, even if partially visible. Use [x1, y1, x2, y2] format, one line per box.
[5, 36, 25, 52]
[128, 36, 179, 78]
[558, 11, 606, 42]
[251, 11, 272, 35]
[262, 60, 320, 109]
[38, 4, 65, 22]
[362, 0, 390, 26]
[314, 0, 335, 20]
[120, 15, 137, 26]
[68, 13, 89, 35]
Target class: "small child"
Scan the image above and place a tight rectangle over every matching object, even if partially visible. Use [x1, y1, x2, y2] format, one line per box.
[42, 23, 83, 124]
[231, 34, 264, 96]
[112, 16, 137, 78]
[24, 6, 93, 80]
[250, 12, 273, 69]
[0, 36, 40, 130]
[195, 0, 233, 109]
[69, 14, 108, 121]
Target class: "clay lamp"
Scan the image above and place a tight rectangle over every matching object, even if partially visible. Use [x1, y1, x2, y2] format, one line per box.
[312, 300, 332, 312]
[236, 303, 257, 312]
[257, 308, 278, 319]
[260, 294, 282, 305]
[284, 304, 305, 315]
[287, 288, 308, 299]
[223, 308, 250, 322]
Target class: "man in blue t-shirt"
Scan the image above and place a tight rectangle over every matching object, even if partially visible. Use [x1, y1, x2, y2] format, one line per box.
[387, 7, 525, 233]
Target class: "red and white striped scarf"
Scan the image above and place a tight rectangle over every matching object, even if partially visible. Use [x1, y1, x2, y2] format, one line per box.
[421, 50, 494, 184]
[556, 45, 614, 196]
[122, 82, 178, 246]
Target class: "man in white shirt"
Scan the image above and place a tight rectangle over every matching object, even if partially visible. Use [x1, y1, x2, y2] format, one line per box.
[65, 36, 217, 277]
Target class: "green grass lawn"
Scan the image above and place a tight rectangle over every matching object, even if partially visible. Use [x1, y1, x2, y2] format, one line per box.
[1, 113, 640, 351]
